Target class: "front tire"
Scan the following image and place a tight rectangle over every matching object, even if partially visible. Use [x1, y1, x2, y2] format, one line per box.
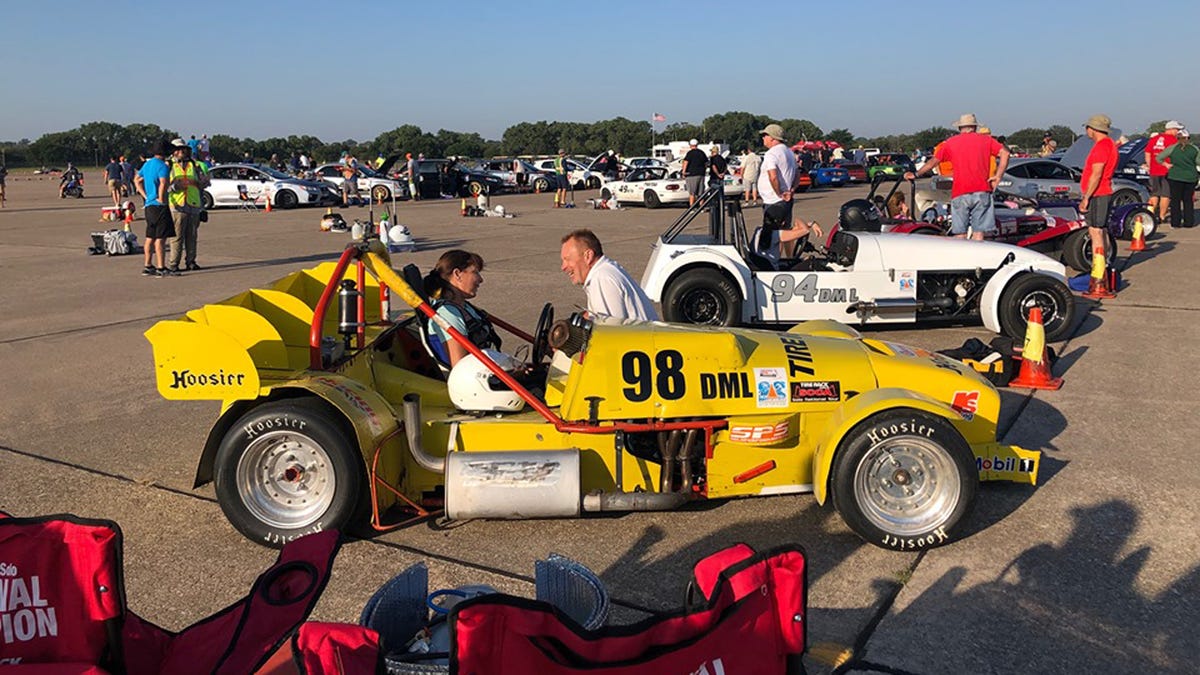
[1118, 207, 1156, 240]
[661, 268, 741, 326]
[831, 410, 977, 551]
[468, 181, 484, 196]
[371, 185, 391, 203]
[201, 190, 214, 210]
[1062, 229, 1116, 274]
[643, 190, 662, 209]
[998, 273, 1076, 342]
[533, 177, 550, 193]
[214, 400, 365, 548]
[274, 189, 299, 209]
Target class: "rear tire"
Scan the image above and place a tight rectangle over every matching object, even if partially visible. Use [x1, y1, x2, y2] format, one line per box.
[533, 177, 550, 193]
[600, 187, 612, 200]
[1062, 229, 1116, 274]
[1110, 188, 1139, 209]
[201, 190, 214, 210]
[831, 410, 977, 551]
[644, 190, 662, 209]
[214, 400, 365, 548]
[371, 185, 391, 203]
[662, 268, 741, 326]
[1118, 207, 1156, 240]
[998, 273, 1076, 342]
[468, 181, 484, 196]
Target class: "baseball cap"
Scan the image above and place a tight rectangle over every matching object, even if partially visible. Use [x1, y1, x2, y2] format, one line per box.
[1165, 120, 1184, 130]
[1182, 129, 1191, 139]
[1083, 114, 1111, 134]
[758, 124, 785, 142]
[688, 138, 698, 146]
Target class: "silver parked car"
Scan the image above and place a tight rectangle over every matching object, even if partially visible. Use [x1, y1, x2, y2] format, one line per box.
[998, 158, 1148, 207]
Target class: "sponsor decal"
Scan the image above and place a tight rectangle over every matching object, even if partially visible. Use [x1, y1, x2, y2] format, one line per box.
[770, 273, 860, 304]
[243, 414, 308, 440]
[951, 391, 980, 420]
[313, 376, 383, 435]
[728, 420, 790, 444]
[0, 571, 58, 646]
[700, 371, 752, 400]
[169, 368, 247, 390]
[791, 380, 841, 402]
[689, 659, 727, 675]
[899, 271, 915, 292]
[779, 334, 816, 377]
[754, 368, 788, 409]
[881, 527, 948, 550]
[885, 341, 918, 357]
[866, 419, 938, 445]
[977, 456, 1036, 474]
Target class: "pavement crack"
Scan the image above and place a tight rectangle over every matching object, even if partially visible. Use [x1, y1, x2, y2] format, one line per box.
[832, 551, 927, 675]
[0, 311, 181, 344]
[0, 443, 215, 504]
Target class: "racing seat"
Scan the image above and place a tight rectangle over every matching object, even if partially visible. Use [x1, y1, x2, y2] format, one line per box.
[747, 226, 780, 271]
[401, 263, 451, 376]
[826, 230, 859, 268]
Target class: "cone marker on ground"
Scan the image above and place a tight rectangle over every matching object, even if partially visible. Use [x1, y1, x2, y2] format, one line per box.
[1009, 306, 1063, 390]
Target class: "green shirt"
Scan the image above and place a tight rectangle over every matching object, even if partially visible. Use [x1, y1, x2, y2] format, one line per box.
[1157, 142, 1200, 184]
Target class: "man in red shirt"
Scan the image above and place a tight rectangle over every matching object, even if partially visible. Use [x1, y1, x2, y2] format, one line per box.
[1079, 114, 1118, 298]
[1144, 120, 1182, 222]
[906, 113, 1009, 240]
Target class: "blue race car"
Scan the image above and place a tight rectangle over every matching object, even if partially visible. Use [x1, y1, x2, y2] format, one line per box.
[809, 165, 849, 188]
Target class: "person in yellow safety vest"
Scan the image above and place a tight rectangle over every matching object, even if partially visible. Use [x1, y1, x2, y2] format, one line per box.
[167, 138, 209, 274]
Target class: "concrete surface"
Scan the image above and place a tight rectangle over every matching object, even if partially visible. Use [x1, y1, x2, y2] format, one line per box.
[0, 177, 1196, 673]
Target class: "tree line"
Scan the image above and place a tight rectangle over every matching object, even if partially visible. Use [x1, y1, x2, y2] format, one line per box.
[1, 114, 1170, 168]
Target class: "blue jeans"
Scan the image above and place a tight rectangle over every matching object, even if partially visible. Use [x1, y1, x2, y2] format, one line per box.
[950, 191, 996, 235]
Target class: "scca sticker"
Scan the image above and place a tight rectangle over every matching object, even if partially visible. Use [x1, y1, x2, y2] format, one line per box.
[754, 368, 788, 408]
[728, 420, 790, 444]
[791, 380, 840, 402]
[951, 391, 980, 420]
[899, 271, 915, 292]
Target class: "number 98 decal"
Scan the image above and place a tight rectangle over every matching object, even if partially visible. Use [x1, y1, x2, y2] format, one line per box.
[621, 350, 686, 402]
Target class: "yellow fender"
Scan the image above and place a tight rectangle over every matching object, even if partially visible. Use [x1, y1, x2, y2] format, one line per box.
[810, 388, 963, 504]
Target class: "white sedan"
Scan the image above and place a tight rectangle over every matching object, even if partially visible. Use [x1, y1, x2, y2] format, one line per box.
[598, 166, 742, 208]
[529, 157, 597, 190]
[313, 163, 409, 202]
[201, 164, 332, 209]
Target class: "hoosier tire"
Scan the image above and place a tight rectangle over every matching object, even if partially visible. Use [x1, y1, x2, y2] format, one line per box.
[662, 268, 741, 326]
[214, 399, 365, 548]
[831, 410, 977, 551]
[998, 272, 1076, 341]
[1062, 229, 1116, 274]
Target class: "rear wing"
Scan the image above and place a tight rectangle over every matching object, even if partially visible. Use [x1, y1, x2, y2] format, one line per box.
[145, 262, 384, 401]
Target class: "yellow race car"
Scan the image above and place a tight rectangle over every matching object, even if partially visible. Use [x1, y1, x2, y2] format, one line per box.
[145, 240, 1040, 551]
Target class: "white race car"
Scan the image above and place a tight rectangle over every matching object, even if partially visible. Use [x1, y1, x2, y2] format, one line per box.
[641, 190, 1076, 340]
[202, 164, 332, 209]
[313, 163, 409, 202]
[599, 166, 742, 209]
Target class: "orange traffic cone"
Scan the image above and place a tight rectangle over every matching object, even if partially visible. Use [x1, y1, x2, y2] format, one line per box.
[460, 197, 467, 216]
[1129, 217, 1146, 252]
[264, 193, 273, 213]
[1081, 246, 1115, 299]
[1009, 306, 1063, 390]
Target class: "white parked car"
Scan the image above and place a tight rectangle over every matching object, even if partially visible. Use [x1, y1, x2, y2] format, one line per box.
[640, 197, 1076, 340]
[202, 164, 333, 209]
[598, 166, 742, 208]
[313, 163, 409, 202]
[529, 157, 597, 190]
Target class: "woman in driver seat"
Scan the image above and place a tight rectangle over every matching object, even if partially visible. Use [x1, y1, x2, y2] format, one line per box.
[423, 250, 502, 368]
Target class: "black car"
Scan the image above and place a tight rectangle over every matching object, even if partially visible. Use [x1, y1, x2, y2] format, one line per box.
[413, 159, 507, 199]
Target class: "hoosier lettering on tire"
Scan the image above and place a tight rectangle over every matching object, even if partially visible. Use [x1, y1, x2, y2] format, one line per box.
[213, 399, 365, 548]
[831, 410, 977, 551]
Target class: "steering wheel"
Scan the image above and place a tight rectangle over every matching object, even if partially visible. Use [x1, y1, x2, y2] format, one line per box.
[533, 302, 554, 364]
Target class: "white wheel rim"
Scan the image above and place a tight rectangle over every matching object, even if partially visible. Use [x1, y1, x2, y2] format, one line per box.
[236, 430, 335, 529]
[854, 436, 961, 535]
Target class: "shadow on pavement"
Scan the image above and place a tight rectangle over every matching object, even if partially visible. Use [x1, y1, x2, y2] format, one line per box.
[1066, 303, 1104, 339]
[857, 500, 1199, 674]
[1052, 344, 1089, 378]
[1121, 240, 1176, 270]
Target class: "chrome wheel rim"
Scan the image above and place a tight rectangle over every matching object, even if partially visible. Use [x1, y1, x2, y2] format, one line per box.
[854, 436, 960, 535]
[236, 430, 334, 529]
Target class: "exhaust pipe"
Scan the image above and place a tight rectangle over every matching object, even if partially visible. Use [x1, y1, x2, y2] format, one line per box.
[846, 298, 924, 320]
[582, 491, 687, 512]
[402, 393, 445, 474]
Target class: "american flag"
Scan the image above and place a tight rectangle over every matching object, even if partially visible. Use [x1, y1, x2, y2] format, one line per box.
[652, 113, 666, 122]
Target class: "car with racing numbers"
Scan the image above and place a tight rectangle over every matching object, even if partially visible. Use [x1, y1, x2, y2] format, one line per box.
[202, 164, 336, 209]
[642, 186, 1077, 341]
[997, 158, 1149, 207]
[144, 238, 1042, 553]
[599, 166, 742, 208]
[313, 163, 410, 203]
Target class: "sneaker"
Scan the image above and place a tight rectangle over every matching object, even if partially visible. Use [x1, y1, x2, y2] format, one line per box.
[142, 266, 156, 276]
[167, 266, 183, 276]
[186, 263, 202, 271]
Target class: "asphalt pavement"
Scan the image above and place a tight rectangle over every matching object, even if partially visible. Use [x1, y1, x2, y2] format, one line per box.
[0, 176, 1196, 673]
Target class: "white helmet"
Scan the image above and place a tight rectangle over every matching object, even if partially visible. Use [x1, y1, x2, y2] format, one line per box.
[494, 204, 505, 216]
[447, 349, 526, 412]
[388, 224, 412, 241]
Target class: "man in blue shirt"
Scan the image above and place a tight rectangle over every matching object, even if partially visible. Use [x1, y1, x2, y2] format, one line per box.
[135, 140, 176, 277]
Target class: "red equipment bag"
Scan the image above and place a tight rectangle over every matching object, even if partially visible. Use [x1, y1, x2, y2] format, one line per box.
[0, 512, 348, 674]
[449, 544, 807, 675]
[253, 623, 382, 675]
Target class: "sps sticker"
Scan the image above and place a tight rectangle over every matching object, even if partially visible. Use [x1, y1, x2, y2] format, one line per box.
[728, 420, 790, 444]
[754, 368, 788, 409]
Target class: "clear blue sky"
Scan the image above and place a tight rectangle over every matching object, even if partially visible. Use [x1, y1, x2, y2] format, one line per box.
[3, 0, 1195, 143]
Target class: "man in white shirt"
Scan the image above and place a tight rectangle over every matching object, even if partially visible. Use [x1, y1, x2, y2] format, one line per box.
[755, 124, 800, 262]
[560, 229, 659, 321]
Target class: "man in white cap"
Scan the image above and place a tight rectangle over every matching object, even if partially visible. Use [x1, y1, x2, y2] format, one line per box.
[680, 139, 708, 206]
[906, 113, 1009, 240]
[1145, 120, 1183, 222]
[754, 123, 801, 262]
[1079, 114, 1119, 298]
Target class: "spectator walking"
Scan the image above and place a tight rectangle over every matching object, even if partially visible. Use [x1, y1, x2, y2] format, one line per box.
[512, 157, 526, 188]
[853, 145, 866, 165]
[1156, 128, 1199, 229]
[104, 156, 123, 207]
[406, 153, 419, 200]
[740, 147, 761, 204]
[298, 151, 310, 171]
[680, 139, 708, 206]
[1145, 120, 1182, 223]
[757, 124, 799, 255]
[198, 134, 211, 162]
[59, 163, 82, 198]
[187, 135, 200, 156]
[341, 158, 362, 206]
[553, 148, 568, 207]
[1039, 132, 1058, 157]
[119, 155, 134, 198]
[560, 229, 658, 321]
[1078, 114, 1119, 295]
[708, 146, 728, 188]
[135, 140, 174, 277]
[906, 113, 1009, 240]
[0, 162, 7, 208]
[167, 139, 208, 273]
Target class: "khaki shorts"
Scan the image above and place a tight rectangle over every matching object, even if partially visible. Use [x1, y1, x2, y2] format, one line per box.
[107, 179, 121, 191]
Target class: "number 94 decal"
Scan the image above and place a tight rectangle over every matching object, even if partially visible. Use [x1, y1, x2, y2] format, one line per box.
[770, 273, 859, 303]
